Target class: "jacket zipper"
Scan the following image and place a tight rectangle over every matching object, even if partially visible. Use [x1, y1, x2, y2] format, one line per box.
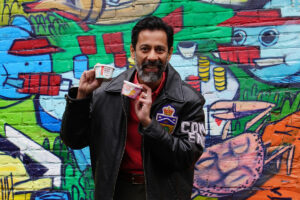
[111, 95, 128, 199]
[142, 97, 167, 200]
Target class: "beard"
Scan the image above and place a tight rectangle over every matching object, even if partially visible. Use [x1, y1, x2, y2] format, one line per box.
[134, 56, 168, 83]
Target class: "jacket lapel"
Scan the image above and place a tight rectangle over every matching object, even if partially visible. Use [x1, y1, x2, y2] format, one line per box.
[162, 65, 185, 103]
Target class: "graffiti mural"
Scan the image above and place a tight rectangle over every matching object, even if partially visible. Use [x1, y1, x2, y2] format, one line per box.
[0, 0, 299, 199]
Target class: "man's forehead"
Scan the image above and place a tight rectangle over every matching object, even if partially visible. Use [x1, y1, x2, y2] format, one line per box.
[136, 29, 168, 45]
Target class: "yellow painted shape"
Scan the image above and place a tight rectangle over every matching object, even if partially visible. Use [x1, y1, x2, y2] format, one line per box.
[214, 76, 226, 82]
[199, 72, 209, 77]
[199, 67, 210, 72]
[14, 178, 52, 191]
[0, 151, 52, 198]
[14, 193, 32, 200]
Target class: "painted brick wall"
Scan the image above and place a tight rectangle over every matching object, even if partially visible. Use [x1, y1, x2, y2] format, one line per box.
[0, 0, 299, 199]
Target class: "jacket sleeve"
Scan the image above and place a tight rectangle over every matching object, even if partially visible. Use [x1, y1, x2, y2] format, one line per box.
[60, 87, 92, 149]
[139, 94, 206, 170]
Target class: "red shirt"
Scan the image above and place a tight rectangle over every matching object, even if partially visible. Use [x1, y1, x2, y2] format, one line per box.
[120, 72, 166, 174]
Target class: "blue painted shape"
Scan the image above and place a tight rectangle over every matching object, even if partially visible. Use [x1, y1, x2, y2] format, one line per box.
[73, 147, 91, 171]
[33, 191, 70, 200]
[34, 99, 61, 133]
[11, 16, 33, 33]
[0, 17, 53, 99]
[73, 55, 88, 79]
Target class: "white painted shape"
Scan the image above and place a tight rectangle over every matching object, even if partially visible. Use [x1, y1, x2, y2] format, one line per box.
[4, 124, 62, 187]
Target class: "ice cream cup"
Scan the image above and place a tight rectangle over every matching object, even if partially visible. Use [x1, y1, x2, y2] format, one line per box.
[122, 80, 143, 99]
[94, 63, 115, 79]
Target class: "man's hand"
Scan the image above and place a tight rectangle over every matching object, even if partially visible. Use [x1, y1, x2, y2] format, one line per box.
[134, 84, 152, 127]
[77, 69, 103, 99]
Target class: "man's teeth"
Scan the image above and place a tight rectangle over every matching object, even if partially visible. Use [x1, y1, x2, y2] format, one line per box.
[145, 66, 157, 69]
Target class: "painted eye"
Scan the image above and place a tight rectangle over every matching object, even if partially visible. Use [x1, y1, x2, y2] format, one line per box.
[25, 62, 29, 66]
[259, 28, 278, 47]
[233, 30, 247, 45]
[38, 62, 42, 65]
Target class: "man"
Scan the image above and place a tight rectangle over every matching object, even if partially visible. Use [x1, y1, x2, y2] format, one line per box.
[61, 16, 206, 200]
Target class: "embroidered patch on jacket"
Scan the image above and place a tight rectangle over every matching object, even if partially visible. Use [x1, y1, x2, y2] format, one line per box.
[156, 105, 178, 134]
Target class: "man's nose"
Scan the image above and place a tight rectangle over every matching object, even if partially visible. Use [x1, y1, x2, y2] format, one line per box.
[147, 50, 159, 61]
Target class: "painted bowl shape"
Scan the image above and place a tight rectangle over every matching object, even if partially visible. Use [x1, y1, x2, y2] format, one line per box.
[122, 80, 143, 99]
[94, 63, 115, 79]
[193, 133, 264, 197]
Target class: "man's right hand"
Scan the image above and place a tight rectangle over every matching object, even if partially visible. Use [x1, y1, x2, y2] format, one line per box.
[77, 69, 103, 99]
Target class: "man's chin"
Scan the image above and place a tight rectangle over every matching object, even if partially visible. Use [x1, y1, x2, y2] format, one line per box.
[139, 73, 161, 83]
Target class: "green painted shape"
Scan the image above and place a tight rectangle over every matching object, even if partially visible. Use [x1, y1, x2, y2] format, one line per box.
[193, 195, 218, 200]
[225, 64, 300, 135]
[0, 96, 58, 147]
[47, 1, 233, 73]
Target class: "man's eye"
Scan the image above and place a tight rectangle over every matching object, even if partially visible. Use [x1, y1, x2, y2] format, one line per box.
[156, 48, 165, 53]
[140, 47, 148, 52]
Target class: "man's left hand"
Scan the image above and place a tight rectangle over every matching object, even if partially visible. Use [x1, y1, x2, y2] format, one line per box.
[134, 84, 152, 128]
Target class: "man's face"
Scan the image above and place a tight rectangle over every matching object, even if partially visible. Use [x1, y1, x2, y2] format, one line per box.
[130, 29, 173, 83]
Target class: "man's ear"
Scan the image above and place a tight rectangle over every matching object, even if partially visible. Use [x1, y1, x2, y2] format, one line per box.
[130, 44, 135, 60]
[167, 47, 174, 61]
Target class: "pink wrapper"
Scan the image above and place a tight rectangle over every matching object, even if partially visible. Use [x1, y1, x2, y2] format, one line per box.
[121, 80, 142, 99]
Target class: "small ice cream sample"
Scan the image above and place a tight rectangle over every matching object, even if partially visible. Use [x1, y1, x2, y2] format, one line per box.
[121, 80, 143, 99]
[94, 63, 115, 79]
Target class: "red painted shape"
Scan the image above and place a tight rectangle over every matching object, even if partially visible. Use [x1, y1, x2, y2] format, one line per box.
[18, 74, 29, 94]
[185, 75, 201, 92]
[55, 11, 90, 31]
[219, 9, 300, 27]
[23, 2, 48, 12]
[29, 74, 40, 94]
[55, 10, 82, 22]
[215, 118, 222, 126]
[187, 75, 200, 81]
[8, 38, 63, 55]
[40, 75, 49, 95]
[218, 45, 260, 66]
[77, 36, 97, 55]
[103, 32, 124, 53]
[18, 73, 61, 96]
[49, 74, 61, 95]
[162, 7, 183, 34]
[102, 32, 127, 68]
[114, 52, 127, 68]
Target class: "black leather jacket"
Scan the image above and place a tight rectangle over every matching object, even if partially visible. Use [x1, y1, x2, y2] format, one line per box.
[61, 64, 205, 200]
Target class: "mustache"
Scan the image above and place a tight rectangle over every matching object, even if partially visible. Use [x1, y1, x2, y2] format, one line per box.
[141, 60, 164, 69]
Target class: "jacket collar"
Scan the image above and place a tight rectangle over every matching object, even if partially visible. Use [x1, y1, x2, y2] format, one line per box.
[105, 64, 184, 102]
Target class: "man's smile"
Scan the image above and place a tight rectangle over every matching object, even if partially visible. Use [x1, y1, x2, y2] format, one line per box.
[143, 66, 159, 73]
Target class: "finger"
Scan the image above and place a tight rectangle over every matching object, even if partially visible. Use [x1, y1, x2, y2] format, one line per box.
[133, 98, 142, 111]
[86, 69, 96, 82]
[141, 84, 152, 96]
[140, 92, 147, 99]
[79, 71, 88, 84]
